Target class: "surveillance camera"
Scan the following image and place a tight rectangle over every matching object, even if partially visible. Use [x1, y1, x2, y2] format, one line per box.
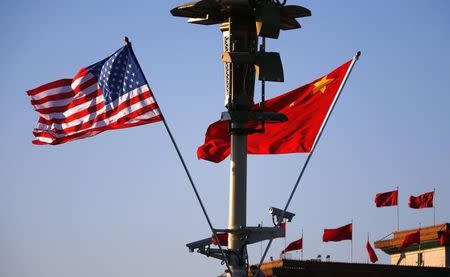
[269, 206, 295, 222]
[186, 237, 212, 252]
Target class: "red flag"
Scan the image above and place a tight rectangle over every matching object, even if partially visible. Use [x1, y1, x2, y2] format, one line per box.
[408, 191, 434, 209]
[197, 59, 354, 163]
[399, 230, 420, 251]
[366, 241, 378, 263]
[374, 190, 398, 207]
[438, 230, 450, 246]
[322, 223, 352, 242]
[281, 238, 303, 254]
[211, 232, 228, 246]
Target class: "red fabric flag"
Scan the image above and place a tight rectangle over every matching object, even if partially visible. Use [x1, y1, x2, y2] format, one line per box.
[366, 241, 378, 263]
[399, 230, 420, 251]
[374, 190, 398, 207]
[281, 238, 303, 254]
[211, 232, 228, 246]
[438, 230, 450, 246]
[408, 191, 434, 209]
[322, 223, 352, 242]
[197, 60, 354, 163]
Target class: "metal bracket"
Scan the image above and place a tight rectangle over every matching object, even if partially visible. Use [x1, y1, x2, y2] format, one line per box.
[214, 226, 284, 245]
[221, 110, 287, 134]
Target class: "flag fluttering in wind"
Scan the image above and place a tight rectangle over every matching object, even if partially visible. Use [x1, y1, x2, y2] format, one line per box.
[408, 191, 434, 209]
[322, 223, 352, 242]
[374, 190, 398, 207]
[366, 241, 378, 263]
[281, 238, 303, 255]
[439, 230, 450, 246]
[27, 43, 163, 145]
[399, 230, 420, 251]
[197, 59, 354, 163]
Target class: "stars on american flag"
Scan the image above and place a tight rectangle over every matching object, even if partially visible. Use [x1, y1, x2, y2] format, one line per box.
[88, 45, 147, 104]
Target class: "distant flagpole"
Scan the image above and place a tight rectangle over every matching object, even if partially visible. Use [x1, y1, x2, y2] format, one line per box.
[284, 220, 288, 259]
[260, 220, 264, 260]
[125, 37, 232, 273]
[433, 188, 436, 226]
[397, 186, 400, 231]
[301, 228, 304, 260]
[351, 219, 353, 262]
[367, 232, 370, 263]
[254, 52, 361, 276]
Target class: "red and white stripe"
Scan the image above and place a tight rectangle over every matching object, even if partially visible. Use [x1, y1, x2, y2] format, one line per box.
[27, 68, 163, 145]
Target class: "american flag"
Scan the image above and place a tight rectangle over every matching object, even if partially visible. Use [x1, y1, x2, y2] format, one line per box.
[27, 43, 163, 145]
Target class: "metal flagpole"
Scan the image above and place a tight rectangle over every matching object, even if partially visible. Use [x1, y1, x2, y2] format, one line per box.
[397, 186, 400, 231]
[350, 220, 353, 262]
[433, 188, 436, 226]
[124, 37, 232, 274]
[367, 232, 370, 264]
[419, 222, 422, 254]
[260, 221, 264, 260]
[284, 221, 287, 259]
[255, 52, 361, 275]
[301, 228, 304, 260]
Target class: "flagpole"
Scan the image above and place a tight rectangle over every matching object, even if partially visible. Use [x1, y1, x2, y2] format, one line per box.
[284, 220, 287, 259]
[367, 232, 369, 264]
[351, 219, 353, 262]
[260, 220, 263, 260]
[397, 186, 400, 231]
[301, 228, 304, 261]
[433, 188, 436, 226]
[254, 52, 361, 275]
[124, 37, 232, 274]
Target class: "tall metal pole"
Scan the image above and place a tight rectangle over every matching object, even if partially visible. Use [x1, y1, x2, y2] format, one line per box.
[222, 16, 257, 277]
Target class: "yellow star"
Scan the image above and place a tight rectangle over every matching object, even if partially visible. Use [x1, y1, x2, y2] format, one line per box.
[312, 76, 334, 95]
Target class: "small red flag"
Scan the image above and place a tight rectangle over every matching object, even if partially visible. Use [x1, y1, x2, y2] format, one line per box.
[211, 232, 228, 246]
[374, 190, 398, 207]
[438, 230, 450, 246]
[281, 238, 303, 254]
[399, 230, 420, 251]
[197, 59, 354, 163]
[408, 191, 434, 209]
[366, 241, 378, 263]
[322, 223, 352, 242]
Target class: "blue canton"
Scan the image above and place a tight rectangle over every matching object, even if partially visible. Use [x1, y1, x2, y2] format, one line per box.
[88, 45, 147, 104]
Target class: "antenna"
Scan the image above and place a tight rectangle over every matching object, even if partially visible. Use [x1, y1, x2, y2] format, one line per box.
[171, 1, 311, 276]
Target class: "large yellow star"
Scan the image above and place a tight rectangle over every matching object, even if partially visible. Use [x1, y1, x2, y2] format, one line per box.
[312, 75, 334, 95]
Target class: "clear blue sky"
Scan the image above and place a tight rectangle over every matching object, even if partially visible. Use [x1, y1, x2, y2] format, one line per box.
[1, 1, 450, 276]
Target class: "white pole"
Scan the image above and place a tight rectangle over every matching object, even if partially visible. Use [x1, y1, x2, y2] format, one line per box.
[433, 188, 436, 226]
[397, 186, 400, 231]
[351, 219, 353, 262]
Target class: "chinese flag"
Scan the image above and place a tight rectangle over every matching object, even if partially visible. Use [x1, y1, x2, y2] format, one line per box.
[281, 238, 303, 254]
[322, 223, 352, 242]
[399, 230, 420, 251]
[211, 232, 228, 246]
[408, 191, 434, 209]
[366, 241, 378, 263]
[374, 190, 398, 207]
[197, 60, 354, 163]
[438, 230, 450, 246]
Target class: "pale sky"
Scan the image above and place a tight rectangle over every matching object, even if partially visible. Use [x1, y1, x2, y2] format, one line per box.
[1, 1, 450, 276]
